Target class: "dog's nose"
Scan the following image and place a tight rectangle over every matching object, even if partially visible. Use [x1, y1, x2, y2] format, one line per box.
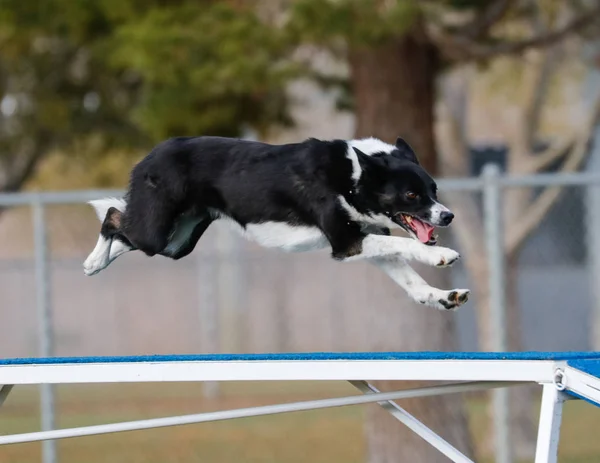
[440, 211, 454, 226]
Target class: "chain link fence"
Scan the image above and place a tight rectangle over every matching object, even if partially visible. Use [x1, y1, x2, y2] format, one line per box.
[1, 168, 600, 462]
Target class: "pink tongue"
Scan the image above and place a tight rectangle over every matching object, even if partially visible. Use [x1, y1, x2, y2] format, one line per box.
[412, 219, 434, 243]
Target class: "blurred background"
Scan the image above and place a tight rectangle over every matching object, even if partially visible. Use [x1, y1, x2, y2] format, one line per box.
[1, 1, 600, 462]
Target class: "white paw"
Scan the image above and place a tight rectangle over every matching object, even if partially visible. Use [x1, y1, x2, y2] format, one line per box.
[412, 288, 470, 311]
[83, 254, 109, 276]
[420, 246, 460, 268]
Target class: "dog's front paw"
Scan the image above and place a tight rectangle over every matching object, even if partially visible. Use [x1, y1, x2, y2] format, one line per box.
[419, 246, 460, 267]
[437, 289, 470, 311]
[411, 287, 469, 311]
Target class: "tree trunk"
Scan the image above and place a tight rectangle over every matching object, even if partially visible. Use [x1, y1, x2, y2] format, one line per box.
[349, 30, 474, 463]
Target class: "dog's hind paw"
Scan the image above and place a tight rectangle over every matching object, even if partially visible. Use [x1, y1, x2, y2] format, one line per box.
[437, 289, 470, 311]
[83, 254, 109, 276]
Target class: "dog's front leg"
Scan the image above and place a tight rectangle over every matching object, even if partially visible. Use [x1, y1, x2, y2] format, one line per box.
[320, 206, 460, 267]
[340, 234, 461, 268]
[371, 257, 470, 310]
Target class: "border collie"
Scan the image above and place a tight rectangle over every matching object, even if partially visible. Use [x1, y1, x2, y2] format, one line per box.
[83, 136, 469, 311]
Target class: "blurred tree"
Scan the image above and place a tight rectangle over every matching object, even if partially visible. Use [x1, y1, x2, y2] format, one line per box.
[281, 0, 600, 461]
[0, 0, 143, 194]
[0, 0, 298, 194]
[103, 0, 299, 140]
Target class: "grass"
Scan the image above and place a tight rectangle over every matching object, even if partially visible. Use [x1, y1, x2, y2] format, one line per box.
[1, 382, 599, 463]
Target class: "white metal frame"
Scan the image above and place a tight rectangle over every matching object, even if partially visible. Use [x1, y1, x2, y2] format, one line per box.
[1, 358, 599, 463]
[0, 359, 558, 384]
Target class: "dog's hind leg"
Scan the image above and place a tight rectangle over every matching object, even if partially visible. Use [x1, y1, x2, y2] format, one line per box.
[84, 205, 126, 276]
[164, 214, 213, 260]
[83, 234, 113, 276]
[120, 188, 182, 257]
[106, 238, 134, 264]
[371, 257, 470, 311]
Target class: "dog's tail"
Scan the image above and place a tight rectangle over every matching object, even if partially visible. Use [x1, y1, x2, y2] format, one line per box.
[88, 197, 127, 222]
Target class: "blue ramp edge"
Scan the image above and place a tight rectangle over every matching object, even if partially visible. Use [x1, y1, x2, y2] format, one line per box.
[1, 351, 600, 365]
[566, 358, 600, 407]
[567, 359, 600, 379]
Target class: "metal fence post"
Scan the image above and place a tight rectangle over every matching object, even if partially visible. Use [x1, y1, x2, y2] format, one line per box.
[198, 242, 220, 399]
[587, 129, 600, 351]
[583, 42, 600, 350]
[217, 226, 244, 353]
[482, 164, 511, 463]
[32, 197, 56, 463]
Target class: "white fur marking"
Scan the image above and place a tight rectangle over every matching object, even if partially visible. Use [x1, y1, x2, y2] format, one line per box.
[345, 138, 397, 184]
[88, 197, 127, 222]
[221, 218, 328, 253]
[245, 222, 328, 252]
[348, 137, 395, 156]
[428, 201, 450, 225]
[345, 145, 362, 183]
[337, 196, 399, 230]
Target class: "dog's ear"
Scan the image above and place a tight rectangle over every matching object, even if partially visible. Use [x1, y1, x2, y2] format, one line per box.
[353, 146, 370, 164]
[393, 137, 419, 165]
[353, 146, 389, 184]
[353, 146, 388, 168]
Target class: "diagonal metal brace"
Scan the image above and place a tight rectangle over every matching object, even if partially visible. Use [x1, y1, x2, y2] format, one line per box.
[349, 380, 474, 463]
[0, 385, 14, 409]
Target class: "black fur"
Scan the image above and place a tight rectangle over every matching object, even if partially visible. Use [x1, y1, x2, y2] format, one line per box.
[105, 136, 444, 259]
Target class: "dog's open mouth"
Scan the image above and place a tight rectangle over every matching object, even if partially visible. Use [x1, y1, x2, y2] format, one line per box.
[396, 213, 437, 245]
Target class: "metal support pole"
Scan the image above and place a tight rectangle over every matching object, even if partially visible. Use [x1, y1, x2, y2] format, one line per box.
[197, 244, 220, 399]
[218, 227, 244, 353]
[32, 198, 56, 463]
[583, 42, 600, 350]
[588, 149, 600, 350]
[482, 164, 511, 463]
[534, 384, 565, 463]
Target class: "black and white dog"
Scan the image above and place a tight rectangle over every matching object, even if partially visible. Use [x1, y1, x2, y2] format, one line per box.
[84, 136, 469, 310]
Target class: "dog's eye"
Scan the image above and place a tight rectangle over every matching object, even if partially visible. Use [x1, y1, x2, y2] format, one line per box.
[405, 191, 418, 200]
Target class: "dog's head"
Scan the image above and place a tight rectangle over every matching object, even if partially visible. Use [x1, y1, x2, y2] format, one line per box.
[354, 137, 453, 245]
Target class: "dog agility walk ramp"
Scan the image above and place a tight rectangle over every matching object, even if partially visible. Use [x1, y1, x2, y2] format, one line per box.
[1, 351, 599, 463]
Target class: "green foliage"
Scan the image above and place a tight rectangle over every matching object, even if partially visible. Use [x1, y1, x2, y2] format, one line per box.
[287, 0, 419, 46]
[0, 0, 143, 167]
[105, 1, 299, 140]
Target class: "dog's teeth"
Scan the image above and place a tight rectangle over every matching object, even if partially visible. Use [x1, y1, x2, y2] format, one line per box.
[404, 215, 412, 224]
